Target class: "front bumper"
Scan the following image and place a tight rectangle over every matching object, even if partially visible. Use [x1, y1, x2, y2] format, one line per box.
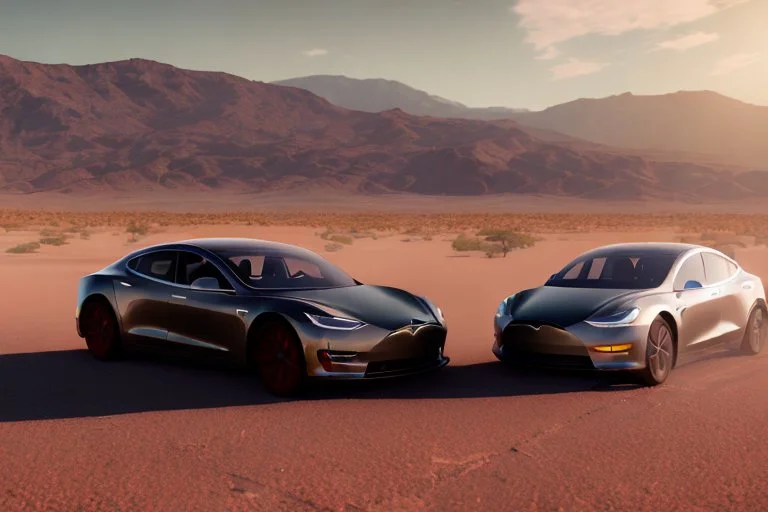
[492, 318, 648, 371]
[305, 322, 449, 379]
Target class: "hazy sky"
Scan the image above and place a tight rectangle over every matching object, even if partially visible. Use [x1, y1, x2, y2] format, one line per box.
[2, 0, 767, 110]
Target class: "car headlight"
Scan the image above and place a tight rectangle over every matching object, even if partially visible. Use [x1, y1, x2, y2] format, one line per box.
[496, 295, 515, 317]
[585, 307, 640, 328]
[305, 313, 366, 330]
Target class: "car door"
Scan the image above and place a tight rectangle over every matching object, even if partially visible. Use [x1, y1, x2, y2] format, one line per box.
[164, 250, 248, 355]
[113, 250, 177, 345]
[672, 252, 721, 354]
[701, 252, 743, 345]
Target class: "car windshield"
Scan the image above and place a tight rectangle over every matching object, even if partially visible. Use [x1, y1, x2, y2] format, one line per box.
[547, 251, 678, 290]
[209, 248, 358, 290]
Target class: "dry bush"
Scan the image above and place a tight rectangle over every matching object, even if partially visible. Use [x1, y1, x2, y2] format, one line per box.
[476, 228, 536, 256]
[328, 234, 353, 245]
[348, 228, 378, 240]
[6, 242, 41, 254]
[319, 228, 354, 245]
[126, 220, 149, 242]
[2, 209, 768, 238]
[324, 242, 344, 252]
[453, 229, 537, 257]
[39, 228, 60, 237]
[451, 233, 486, 252]
[39, 235, 68, 246]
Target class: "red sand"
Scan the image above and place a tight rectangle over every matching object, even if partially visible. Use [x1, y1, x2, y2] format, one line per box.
[1, 226, 767, 511]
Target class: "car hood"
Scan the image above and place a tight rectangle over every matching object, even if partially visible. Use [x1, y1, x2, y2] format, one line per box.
[273, 284, 437, 330]
[509, 286, 642, 327]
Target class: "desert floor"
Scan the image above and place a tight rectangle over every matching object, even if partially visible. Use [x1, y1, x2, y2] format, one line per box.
[1, 218, 768, 511]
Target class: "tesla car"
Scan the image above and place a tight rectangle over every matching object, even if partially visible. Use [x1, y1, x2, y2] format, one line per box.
[76, 238, 448, 396]
[493, 243, 766, 385]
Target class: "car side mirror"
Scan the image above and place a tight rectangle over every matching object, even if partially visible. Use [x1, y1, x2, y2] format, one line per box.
[683, 280, 703, 290]
[191, 277, 233, 292]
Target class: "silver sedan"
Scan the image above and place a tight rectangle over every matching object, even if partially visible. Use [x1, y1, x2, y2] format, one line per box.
[493, 243, 766, 385]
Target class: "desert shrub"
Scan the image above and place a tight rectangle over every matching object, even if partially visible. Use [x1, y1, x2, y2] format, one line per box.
[328, 234, 353, 245]
[476, 228, 536, 257]
[452, 229, 536, 257]
[484, 244, 504, 258]
[401, 227, 435, 241]
[451, 233, 485, 252]
[6, 242, 41, 254]
[351, 231, 377, 240]
[1, 223, 23, 232]
[39, 235, 68, 246]
[126, 220, 149, 242]
[80, 231, 91, 240]
[7, 209, 768, 239]
[39, 228, 60, 237]
[324, 242, 344, 252]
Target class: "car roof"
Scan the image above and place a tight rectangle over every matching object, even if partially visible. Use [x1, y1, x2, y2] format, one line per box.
[576, 242, 701, 259]
[178, 237, 318, 258]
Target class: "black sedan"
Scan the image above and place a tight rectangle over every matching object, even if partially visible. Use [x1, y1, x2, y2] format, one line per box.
[76, 238, 449, 396]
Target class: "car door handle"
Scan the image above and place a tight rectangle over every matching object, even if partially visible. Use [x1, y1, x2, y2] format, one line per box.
[171, 294, 187, 300]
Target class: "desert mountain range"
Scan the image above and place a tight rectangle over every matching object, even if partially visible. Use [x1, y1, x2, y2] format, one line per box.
[273, 75, 530, 120]
[276, 76, 768, 170]
[1, 54, 767, 200]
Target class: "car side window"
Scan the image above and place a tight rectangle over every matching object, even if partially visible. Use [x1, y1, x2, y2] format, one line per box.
[176, 250, 232, 290]
[702, 253, 732, 285]
[673, 254, 706, 290]
[285, 257, 323, 278]
[586, 257, 606, 279]
[563, 261, 584, 279]
[133, 251, 177, 283]
[127, 256, 140, 270]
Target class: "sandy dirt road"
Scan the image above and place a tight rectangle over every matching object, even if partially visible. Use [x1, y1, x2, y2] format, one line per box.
[1, 226, 767, 511]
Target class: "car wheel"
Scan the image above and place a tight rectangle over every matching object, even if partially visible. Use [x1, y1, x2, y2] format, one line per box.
[741, 306, 766, 355]
[250, 318, 307, 397]
[638, 316, 674, 386]
[81, 299, 122, 361]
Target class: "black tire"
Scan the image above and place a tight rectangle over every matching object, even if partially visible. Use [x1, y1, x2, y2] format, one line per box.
[249, 318, 307, 397]
[638, 316, 675, 386]
[80, 298, 122, 361]
[740, 306, 766, 355]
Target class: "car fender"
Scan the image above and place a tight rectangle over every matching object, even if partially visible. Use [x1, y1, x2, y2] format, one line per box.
[76, 274, 122, 337]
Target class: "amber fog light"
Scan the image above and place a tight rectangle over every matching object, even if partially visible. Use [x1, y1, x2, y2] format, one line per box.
[591, 343, 633, 353]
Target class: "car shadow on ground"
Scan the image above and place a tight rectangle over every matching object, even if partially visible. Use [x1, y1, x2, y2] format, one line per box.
[0, 348, 646, 423]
